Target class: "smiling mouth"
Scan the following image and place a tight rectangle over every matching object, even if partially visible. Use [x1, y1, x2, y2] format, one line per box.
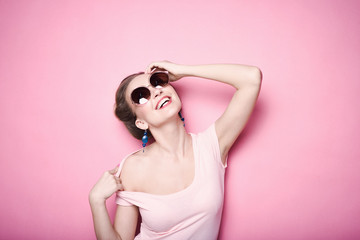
[156, 97, 172, 110]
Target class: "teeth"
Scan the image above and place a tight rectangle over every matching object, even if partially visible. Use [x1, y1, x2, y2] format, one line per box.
[157, 97, 170, 109]
[161, 100, 169, 108]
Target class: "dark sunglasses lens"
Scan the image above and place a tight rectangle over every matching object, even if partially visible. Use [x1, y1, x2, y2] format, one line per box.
[150, 72, 169, 87]
[131, 87, 151, 104]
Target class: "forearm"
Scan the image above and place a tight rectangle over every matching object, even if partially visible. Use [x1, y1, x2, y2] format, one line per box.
[90, 198, 121, 240]
[181, 64, 262, 90]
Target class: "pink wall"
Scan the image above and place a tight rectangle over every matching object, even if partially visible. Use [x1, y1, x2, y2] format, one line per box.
[1, 0, 359, 239]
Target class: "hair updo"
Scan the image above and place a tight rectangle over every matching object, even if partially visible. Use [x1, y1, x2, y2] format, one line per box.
[114, 72, 153, 140]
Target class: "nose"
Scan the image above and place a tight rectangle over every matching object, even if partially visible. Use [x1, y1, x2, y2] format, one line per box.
[150, 85, 163, 99]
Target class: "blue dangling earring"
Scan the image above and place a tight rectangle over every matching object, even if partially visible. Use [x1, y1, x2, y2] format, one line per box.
[178, 111, 185, 127]
[142, 129, 148, 153]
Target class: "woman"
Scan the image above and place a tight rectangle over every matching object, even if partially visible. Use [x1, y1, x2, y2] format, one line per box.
[89, 61, 262, 240]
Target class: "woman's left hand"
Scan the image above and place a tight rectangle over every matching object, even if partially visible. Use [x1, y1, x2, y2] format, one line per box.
[145, 61, 188, 82]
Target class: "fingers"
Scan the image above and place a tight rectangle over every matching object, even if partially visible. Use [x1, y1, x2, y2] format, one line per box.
[145, 62, 159, 74]
[115, 177, 124, 191]
[90, 172, 123, 202]
[110, 165, 124, 191]
[104, 172, 123, 192]
[108, 165, 119, 175]
[145, 60, 171, 74]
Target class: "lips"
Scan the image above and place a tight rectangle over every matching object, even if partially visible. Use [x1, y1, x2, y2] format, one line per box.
[156, 96, 172, 110]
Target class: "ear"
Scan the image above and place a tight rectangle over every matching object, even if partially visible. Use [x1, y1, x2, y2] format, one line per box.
[135, 119, 149, 130]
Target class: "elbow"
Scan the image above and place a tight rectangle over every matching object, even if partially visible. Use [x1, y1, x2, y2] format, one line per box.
[253, 67, 263, 87]
[248, 66, 262, 90]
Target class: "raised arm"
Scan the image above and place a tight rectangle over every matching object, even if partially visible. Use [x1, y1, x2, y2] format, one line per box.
[146, 62, 262, 164]
[89, 166, 139, 240]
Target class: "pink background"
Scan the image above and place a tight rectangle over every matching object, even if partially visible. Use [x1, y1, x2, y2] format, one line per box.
[1, 0, 359, 239]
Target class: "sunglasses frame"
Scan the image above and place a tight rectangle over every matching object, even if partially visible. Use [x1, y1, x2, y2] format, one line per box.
[130, 71, 170, 105]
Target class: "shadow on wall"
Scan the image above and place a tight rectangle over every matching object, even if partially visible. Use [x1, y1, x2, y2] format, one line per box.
[218, 97, 266, 238]
[232, 98, 266, 153]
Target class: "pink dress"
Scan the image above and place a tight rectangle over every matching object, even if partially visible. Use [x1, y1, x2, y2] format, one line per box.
[115, 124, 227, 240]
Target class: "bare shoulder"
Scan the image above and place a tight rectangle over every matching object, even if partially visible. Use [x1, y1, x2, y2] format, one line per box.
[120, 151, 147, 191]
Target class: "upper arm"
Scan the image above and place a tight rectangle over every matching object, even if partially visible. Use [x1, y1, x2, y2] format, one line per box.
[113, 155, 140, 239]
[114, 205, 139, 240]
[215, 68, 262, 162]
[120, 154, 144, 192]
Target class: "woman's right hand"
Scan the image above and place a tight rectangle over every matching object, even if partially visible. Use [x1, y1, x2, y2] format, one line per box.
[89, 166, 124, 204]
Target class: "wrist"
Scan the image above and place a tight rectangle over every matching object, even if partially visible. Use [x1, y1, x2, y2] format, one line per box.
[89, 192, 106, 206]
[179, 65, 195, 77]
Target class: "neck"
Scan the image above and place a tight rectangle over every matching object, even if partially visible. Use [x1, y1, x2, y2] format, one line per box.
[149, 118, 190, 159]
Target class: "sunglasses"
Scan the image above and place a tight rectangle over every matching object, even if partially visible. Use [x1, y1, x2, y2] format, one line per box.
[131, 71, 170, 105]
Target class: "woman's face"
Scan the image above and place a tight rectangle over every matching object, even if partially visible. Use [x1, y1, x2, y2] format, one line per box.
[125, 73, 182, 130]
